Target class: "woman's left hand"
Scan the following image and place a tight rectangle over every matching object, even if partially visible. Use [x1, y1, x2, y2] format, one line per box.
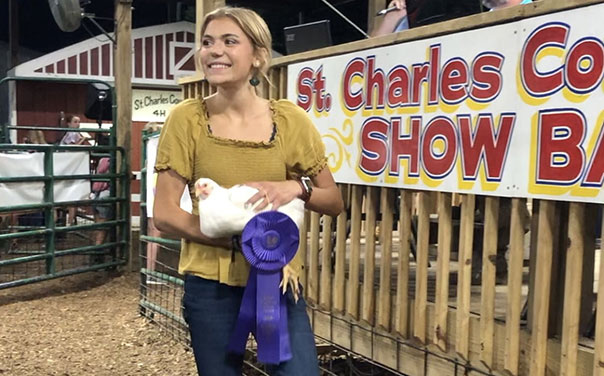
[244, 180, 302, 211]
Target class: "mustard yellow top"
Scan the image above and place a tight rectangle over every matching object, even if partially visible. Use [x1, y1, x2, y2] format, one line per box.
[155, 97, 327, 286]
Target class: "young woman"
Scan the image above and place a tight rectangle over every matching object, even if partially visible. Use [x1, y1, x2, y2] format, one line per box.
[153, 7, 344, 376]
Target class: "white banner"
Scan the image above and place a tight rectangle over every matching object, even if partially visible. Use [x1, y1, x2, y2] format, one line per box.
[133, 89, 183, 122]
[145, 135, 192, 218]
[0, 152, 90, 206]
[287, 4, 604, 203]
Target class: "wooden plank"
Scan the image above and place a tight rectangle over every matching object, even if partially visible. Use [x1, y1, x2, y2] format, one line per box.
[504, 198, 527, 375]
[413, 191, 430, 343]
[594, 207, 604, 376]
[396, 190, 412, 338]
[298, 211, 308, 295]
[456, 194, 475, 359]
[319, 214, 333, 310]
[377, 187, 394, 330]
[362, 186, 379, 325]
[278, 66, 285, 99]
[333, 185, 349, 313]
[433, 192, 452, 351]
[529, 200, 556, 376]
[480, 196, 499, 368]
[560, 203, 585, 376]
[308, 211, 321, 303]
[346, 185, 363, 319]
[367, 0, 383, 36]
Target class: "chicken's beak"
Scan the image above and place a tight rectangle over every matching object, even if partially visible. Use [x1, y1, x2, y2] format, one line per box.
[194, 183, 203, 198]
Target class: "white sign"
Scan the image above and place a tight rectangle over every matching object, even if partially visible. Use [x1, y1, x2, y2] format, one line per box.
[287, 4, 604, 204]
[132, 89, 183, 122]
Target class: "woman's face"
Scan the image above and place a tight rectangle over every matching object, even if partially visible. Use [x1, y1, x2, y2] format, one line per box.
[200, 17, 257, 88]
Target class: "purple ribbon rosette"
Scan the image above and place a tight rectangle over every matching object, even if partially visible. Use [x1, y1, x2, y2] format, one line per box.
[228, 211, 299, 365]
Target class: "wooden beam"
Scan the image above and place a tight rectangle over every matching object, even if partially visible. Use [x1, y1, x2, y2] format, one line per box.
[413, 191, 430, 343]
[530, 200, 556, 376]
[396, 190, 412, 338]
[377, 187, 394, 330]
[504, 198, 527, 375]
[347, 185, 363, 319]
[433, 192, 452, 351]
[114, 0, 133, 270]
[456, 194, 475, 359]
[560, 203, 585, 376]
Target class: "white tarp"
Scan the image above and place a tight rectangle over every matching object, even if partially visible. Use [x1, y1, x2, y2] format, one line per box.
[0, 151, 91, 206]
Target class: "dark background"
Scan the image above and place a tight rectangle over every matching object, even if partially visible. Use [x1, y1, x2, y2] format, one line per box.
[0, 0, 372, 59]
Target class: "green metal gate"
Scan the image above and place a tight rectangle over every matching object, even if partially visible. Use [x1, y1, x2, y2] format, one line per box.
[0, 77, 129, 289]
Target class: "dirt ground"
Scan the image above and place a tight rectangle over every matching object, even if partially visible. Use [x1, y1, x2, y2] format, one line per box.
[0, 271, 198, 376]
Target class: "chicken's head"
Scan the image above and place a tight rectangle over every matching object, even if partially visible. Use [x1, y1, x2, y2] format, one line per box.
[194, 178, 215, 200]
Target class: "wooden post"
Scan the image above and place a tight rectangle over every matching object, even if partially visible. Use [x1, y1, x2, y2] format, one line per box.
[504, 198, 527, 375]
[433, 192, 452, 351]
[319, 215, 333, 310]
[413, 191, 431, 343]
[480, 196, 499, 368]
[367, 0, 384, 36]
[362, 186, 379, 325]
[560, 202, 585, 376]
[114, 0, 133, 270]
[529, 200, 556, 376]
[456, 194, 475, 359]
[334, 185, 348, 313]
[196, 0, 226, 55]
[308, 211, 321, 303]
[377, 187, 394, 330]
[396, 190, 412, 338]
[346, 185, 363, 319]
[593, 213, 604, 376]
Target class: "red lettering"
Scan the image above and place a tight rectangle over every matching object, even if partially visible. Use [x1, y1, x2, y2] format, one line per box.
[429, 45, 441, 104]
[314, 66, 327, 111]
[411, 63, 430, 104]
[365, 57, 385, 109]
[470, 53, 504, 102]
[389, 117, 421, 177]
[458, 114, 515, 181]
[537, 109, 586, 184]
[565, 38, 604, 93]
[296, 68, 314, 111]
[387, 66, 411, 107]
[421, 117, 457, 178]
[582, 127, 604, 187]
[343, 58, 365, 111]
[359, 117, 390, 175]
[521, 23, 569, 96]
[440, 58, 469, 104]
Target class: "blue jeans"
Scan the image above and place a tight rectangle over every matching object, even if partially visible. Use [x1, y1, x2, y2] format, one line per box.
[182, 274, 319, 376]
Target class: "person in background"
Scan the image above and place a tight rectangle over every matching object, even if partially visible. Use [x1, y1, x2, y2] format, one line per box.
[143, 122, 163, 283]
[59, 115, 88, 146]
[91, 157, 113, 264]
[60, 114, 89, 226]
[372, 0, 408, 37]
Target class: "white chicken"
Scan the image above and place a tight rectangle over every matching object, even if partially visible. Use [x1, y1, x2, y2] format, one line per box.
[194, 177, 305, 300]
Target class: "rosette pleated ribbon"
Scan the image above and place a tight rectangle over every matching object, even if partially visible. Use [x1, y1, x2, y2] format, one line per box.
[228, 211, 299, 365]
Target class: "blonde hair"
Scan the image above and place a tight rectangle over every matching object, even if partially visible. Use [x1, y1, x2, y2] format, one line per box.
[198, 7, 273, 85]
